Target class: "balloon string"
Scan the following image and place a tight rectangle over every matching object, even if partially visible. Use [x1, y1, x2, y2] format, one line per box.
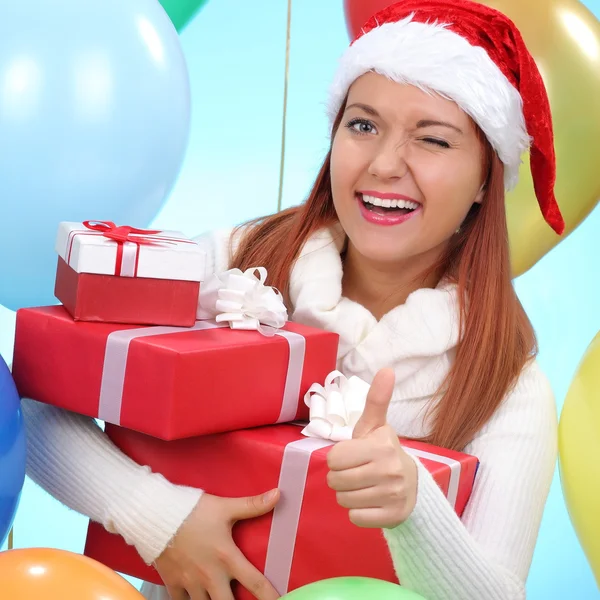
[277, 0, 292, 213]
[8, 527, 13, 550]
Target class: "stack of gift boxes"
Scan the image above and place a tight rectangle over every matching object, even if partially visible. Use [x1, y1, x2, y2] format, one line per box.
[11, 220, 479, 598]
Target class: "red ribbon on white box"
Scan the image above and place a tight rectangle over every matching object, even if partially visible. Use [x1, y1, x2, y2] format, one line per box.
[64, 221, 194, 278]
[97, 321, 306, 426]
[264, 434, 462, 595]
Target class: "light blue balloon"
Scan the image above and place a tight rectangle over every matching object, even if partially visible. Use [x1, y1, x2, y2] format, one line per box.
[0, 0, 191, 310]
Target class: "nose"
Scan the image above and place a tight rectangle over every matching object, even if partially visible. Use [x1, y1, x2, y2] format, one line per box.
[367, 137, 409, 180]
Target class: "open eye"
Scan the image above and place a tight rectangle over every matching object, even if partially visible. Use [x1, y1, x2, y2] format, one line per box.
[346, 117, 378, 136]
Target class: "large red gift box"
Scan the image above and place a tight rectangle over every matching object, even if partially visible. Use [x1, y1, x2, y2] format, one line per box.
[84, 424, 479, 598]
[54, 221, 206, 327]
[12, 307, 339, 440]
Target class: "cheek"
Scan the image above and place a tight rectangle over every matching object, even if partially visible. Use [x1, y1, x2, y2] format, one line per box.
[417, 160, 482, 221]
[330, 137, 367, 197]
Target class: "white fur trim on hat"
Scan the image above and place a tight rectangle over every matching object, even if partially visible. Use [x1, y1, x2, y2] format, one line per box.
[327, 15, 530, 190]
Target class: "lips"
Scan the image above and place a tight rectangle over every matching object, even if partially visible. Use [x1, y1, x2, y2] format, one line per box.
[356, 193, 421, 226]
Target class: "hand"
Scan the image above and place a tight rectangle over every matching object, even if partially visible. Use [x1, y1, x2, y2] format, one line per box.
[154, 489, 281, 600]
[326, 368, 418, 529]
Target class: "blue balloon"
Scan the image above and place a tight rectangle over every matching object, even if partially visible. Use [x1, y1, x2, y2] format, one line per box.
[0, 0, 191, 310]
[0, 357, 26, 547]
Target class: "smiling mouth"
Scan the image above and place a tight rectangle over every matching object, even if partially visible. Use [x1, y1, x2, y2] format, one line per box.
[357, 192, 421, 216]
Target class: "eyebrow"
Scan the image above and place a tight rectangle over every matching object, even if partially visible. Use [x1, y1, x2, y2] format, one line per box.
[345, 102, 380, 116]
[416, 119, 463, 134]
[345, 103, 463, 135]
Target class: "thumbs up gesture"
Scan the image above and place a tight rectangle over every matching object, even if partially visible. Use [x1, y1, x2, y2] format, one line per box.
[326, 368, 418, 529]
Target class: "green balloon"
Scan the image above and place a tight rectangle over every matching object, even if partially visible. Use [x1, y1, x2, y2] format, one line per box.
[282, 578, 427, 600]
[159, 0, 208, 32]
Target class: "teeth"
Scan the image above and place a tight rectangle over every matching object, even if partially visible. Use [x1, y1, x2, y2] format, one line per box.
[361, 194, 420, 210]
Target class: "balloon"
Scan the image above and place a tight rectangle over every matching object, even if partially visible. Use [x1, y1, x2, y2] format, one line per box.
[159, 0, 209, 32]
[0, 548, 144, 599]
[559, 331, 600, 588]
[343, 0, 395, 37]
[0, 356, 26, 547]
[0, 0, 191, 310]
[343, 0, 600, 277]
[282, 577, 427, 599]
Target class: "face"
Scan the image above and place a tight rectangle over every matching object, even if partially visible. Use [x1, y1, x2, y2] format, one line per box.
[330, 72, 487, 269]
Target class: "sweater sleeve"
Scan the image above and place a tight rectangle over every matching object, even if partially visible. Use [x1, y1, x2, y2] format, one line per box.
[382, 360, 557, 600]
[20, 226, 238, 565]
[22, 399, 201, 564]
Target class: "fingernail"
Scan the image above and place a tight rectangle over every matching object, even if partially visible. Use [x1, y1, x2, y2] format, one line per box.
[263, 489, 278, 504]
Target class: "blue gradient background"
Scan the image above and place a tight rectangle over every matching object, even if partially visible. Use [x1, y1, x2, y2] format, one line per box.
[1, 0, 600, 596]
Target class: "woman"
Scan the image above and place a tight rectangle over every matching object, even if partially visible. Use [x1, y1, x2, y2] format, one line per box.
[22, 0, 564, 599]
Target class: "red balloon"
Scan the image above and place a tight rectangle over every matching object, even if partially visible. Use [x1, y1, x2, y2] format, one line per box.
[343, 0, 398, 39]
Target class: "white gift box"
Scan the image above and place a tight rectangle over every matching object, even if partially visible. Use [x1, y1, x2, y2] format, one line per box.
[55, 221, 206, 282]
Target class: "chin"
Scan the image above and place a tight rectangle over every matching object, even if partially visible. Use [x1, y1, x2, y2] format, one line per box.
[349, 237, 412, 265]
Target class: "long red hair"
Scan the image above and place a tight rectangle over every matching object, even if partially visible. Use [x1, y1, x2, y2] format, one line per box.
[230, 104, 536, 452]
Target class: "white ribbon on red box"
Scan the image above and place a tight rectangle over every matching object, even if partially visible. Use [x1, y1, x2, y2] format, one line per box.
[300, 370, 371, 441]
[264, 370, 463, 596]
[197, 267, 288, 335]
[98, 320, 306, 427]
[97, 267, 301, 426]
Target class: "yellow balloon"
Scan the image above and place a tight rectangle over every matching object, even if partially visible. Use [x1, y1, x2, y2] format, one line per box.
[559, 331, 600, 588]
[478, 0, 600, 276]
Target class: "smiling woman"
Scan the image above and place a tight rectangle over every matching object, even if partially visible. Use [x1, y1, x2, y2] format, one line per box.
[21, 1, 567, 600]
[331, 74, 487, 272]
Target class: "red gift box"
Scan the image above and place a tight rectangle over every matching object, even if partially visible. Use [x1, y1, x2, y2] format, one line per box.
[54, 221, 206, 327]
[12, 307, 339, 440]
[84, 424, 479, 598]
[55, 256, 201, 328]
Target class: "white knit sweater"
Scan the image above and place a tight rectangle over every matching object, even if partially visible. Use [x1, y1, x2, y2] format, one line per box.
[22, 225, 557, 600]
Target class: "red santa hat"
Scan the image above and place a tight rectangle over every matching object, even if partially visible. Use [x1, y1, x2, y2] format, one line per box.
[328, 0, 565, 235]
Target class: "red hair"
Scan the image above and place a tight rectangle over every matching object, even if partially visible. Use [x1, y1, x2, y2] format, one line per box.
[230, 105, 536, 452]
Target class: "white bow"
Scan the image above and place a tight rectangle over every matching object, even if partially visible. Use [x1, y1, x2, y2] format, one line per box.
[197, 267, 288, 336]
[301, 370, 371, 442]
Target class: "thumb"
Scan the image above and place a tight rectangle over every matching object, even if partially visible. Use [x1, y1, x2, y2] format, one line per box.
[225, 488, 280, 522]
[352, 368, 395, 439]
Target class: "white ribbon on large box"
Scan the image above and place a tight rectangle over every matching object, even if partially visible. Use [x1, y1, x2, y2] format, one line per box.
[300, 370, 371, 442]
[98, 267, 302, 425]
[264, 370, 463, 595]
[196, 266, 288, 336]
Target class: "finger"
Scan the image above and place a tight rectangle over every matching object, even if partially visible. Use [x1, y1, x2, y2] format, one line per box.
[352, 368, 395, 439]
[187, 586, 210, 600]
[327, 438, 377, 471]
[224, 489, 280, 522]
[229, 547, 280, 600]
[327, 462, 383, 491]
[166, 585, 192, 600]
[205, 577, 236, 600]
[348, 506, 393, 528]
[335, 486, 382, 509]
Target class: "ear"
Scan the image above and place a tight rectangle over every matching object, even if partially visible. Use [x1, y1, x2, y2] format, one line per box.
[474, 182, 486, 205]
